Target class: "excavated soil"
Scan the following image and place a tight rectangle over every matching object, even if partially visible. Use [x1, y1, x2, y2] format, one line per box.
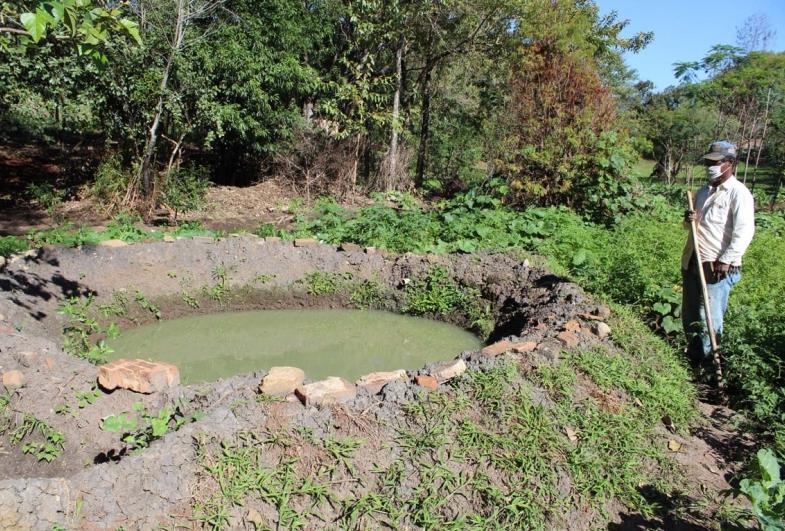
[0, 237, 748, 529]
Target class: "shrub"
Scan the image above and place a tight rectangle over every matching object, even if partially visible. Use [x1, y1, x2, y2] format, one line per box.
[159, 165, 210, 222]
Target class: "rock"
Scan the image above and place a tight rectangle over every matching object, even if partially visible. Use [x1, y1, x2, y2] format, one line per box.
[563, 320, 581, 332]
[592, 322, 611, 340]
[246, 508, 265, 526]
[415, 375, 438, 390]
[295, 377, 356, 406]
[0, 256, 5, 268]
[364, 246, 377, 254]
[355, 370, 407, 394]
[294, 238, 317, 247]
[13, 351, 37, 368]
[511, 341, 538, 354]
[163, 234, 175, 243]
[99, 239, 128, 248]
[381, 380, 410, 402]
[2, 370, 25, 389]
[536, 340, 562, 364]
[339, 242, 363, 252]
[97, 359, 180, 394]
[592, 305, 611, 319]
[431, 359, 467, 382]
[259, 367, 305, 396]
[556, 331, 579, 348]
[0, 325, 15, 335]
[481, 340, 512, 357]
[264, 236, 281, 242]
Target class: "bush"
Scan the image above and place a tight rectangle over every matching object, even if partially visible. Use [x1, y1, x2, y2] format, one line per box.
[159, 165, 210, 222]
[91, 154, 135, 213]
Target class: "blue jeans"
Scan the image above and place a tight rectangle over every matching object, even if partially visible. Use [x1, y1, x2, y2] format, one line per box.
[681, 266, 741, 364]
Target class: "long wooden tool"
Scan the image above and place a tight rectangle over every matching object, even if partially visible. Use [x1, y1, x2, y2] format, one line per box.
[687, 191, 725, 389]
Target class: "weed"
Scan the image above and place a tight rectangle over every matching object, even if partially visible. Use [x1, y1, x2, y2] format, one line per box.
[10, 415, 65, 462]
[204, 264, 232, 304]
[134, 291, 161, 319]
[349, 279, 385, 308]
[403, 266, 493, 336]
[0, 235, 29, 257]
[180, 291, 200, 309]
[733, 448, 785, 530]
[304, 271, 351, 296]
[59, 295, 118, 364]
[75, 386, 101, 409]
[101, 400, 200, 453]
[99, 290, 129, 317]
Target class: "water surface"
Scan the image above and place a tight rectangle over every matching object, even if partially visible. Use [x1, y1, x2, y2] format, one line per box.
[108, 309, 482, 383]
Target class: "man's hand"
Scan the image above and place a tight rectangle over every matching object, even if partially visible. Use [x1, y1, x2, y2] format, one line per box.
[684, 209, 696, 223]
[714, 261, 730, 273]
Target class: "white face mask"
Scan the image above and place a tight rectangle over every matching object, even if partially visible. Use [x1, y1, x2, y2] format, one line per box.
[707, 164, 725, 182]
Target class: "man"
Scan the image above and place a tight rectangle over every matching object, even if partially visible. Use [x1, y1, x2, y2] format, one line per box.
[682, 140, 755, 369]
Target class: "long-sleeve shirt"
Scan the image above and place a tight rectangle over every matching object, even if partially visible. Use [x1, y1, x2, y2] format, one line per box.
[681, 175, 755, 269]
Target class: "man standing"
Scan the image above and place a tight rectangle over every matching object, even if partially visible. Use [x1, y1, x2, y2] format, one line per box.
[682, 140, 755, 369]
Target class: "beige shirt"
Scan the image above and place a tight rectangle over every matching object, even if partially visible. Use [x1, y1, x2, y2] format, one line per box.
[681, 175, 755, 269]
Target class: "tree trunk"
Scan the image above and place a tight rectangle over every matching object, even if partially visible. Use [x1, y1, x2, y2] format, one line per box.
[385, 36, 405, 191]
[136, 0, 186, 200]
[751, 87, 772, 193]
[414, 56, 433, 189]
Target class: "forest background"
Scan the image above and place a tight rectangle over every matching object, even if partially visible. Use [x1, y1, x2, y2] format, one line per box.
[1, 0, 785, 504]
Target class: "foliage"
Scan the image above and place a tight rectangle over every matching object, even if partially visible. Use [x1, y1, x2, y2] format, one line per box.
[1, 0, 142, 61]
[735, 448, 785, 530]
[403, 266, 492, 336]
[101, 400, 201, 452]
[159, 164, 210, 222]
[10, 414, 65, 462]
[59, 294, 118, 364]
[0, 235, 29, 257]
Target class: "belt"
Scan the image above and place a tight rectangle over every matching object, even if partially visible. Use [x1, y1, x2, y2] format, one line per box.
[687, 254, 741, 275]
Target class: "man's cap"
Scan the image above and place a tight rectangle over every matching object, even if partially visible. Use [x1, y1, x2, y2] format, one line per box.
[703, 140, 737, 161]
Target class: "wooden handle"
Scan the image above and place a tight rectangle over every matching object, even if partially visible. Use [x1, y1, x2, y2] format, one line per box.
[687, 191, 724, 389]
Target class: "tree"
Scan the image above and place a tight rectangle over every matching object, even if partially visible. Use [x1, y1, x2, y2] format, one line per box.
[736, 13, 777, 53]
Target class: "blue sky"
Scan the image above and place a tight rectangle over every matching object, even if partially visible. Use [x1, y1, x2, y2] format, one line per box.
[597, 0, 785, 90]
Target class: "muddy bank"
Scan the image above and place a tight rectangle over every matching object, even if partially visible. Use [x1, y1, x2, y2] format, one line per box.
[0, 237, 740, 529]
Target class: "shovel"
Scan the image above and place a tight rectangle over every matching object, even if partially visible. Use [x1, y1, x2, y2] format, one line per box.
[687, 191, 725, 389]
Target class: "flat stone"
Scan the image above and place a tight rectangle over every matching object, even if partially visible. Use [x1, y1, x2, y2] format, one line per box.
[2, 370, 25, 389]
[481, 340, 512, 357]
[556, 331, 579, 348]
[511, 341, 538, 354]
[163, 234, 175, 243]
[563, 320, 581, 332]
[536, 340, 562, 364]
[355, 370, 408, 394]
[259, 367, 305, 396]
[339, 242, 363, 252]
[431, 359, 467, 382]
[99, 239, 128, 248]
[294, 238, 317, 247]
[415, 375, 438, 390]
[295, 377, 356, 406]
[592, 322, 611, 340]
[264, 236, 281, 242]
[98, 359, 180, 394]
[13, 351, 37, 368]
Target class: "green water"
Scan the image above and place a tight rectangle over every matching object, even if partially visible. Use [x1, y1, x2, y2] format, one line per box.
[108, 309, 482, 384]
